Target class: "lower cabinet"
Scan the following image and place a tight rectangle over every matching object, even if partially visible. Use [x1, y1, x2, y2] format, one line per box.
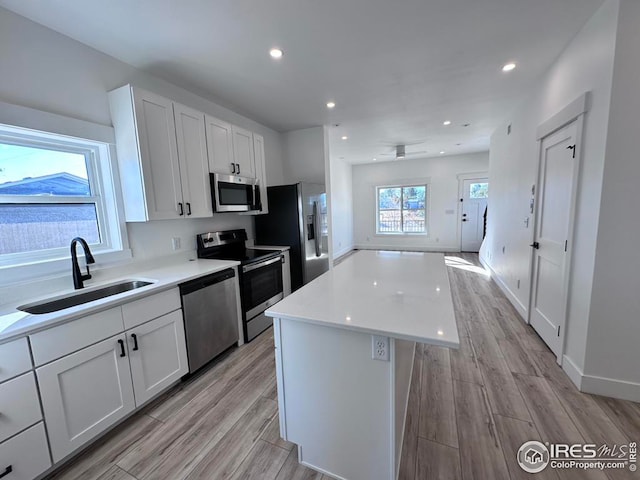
[37, 334, 135, 463]
[126, 310, 189, 405]
[36, 310, 189, 464]
[0, 423, 51, 480]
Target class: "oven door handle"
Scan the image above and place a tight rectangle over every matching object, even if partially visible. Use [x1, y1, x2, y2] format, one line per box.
[242, 256, 282, 273]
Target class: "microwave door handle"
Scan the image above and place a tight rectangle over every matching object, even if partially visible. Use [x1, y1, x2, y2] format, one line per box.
[313, 201, 321, 257]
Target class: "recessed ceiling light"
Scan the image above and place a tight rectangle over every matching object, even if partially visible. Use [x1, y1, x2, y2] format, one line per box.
[341, 135, 348, 140]
[326, 101, 336, 109]
[372, 158, 377, 161]
[502, 62, 516, 72]
[443, 120, 451, 126]
[269, 48, 283, 59]
[440, 151, 445, 155]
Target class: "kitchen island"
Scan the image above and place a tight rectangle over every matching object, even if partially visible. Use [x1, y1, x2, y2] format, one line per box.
[265, 250, 459, 480]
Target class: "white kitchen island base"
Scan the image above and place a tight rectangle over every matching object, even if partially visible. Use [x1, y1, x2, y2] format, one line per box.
[266, 250, 459, 480]
[274, 317, 415, 480]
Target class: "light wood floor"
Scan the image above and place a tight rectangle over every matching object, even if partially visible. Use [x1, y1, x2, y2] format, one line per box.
[47, 253, 640, 480]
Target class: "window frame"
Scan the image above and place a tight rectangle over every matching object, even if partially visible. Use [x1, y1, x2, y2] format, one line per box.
[375, 182, 429, 236]
[0, 115, 130, 282]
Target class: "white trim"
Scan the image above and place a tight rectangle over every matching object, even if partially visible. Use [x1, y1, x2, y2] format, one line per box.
[536, 92, 589, 140]
[581, 374, 640, 403]
[355, 244, 460, 253]
[0, 99, 115, 144]
[333, 245, 355, 259]
[561, 355, 583, 390]
[478, 255, 528, 320]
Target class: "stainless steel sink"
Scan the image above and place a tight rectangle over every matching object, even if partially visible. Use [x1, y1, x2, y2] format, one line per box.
[18, 280, 154, 314]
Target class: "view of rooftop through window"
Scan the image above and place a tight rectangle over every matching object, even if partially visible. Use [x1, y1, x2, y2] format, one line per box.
[0, 141, 101, 256]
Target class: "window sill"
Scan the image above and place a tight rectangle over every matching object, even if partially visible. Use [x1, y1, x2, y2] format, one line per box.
[375, 233, 429, 237]
[0, 248, 133, 286]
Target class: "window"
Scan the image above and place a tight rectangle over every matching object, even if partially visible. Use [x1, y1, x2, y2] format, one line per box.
[469, 182, 488, 199]
[0, 125, 125, 268]
[377, 185, 427, 234]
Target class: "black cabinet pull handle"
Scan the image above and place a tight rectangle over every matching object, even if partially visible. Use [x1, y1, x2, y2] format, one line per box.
[236, 163, 240, 175]
[117, 339, 126, 357]
[131, 334, 139, 351]
[231, 163, 236, 174]
[178, 202, 184, 216]
[0, 466, 13, 478]
[186, 202, 192, 216]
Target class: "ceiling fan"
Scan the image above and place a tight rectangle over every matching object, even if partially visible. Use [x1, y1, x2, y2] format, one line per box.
[377, 141, 427, 160]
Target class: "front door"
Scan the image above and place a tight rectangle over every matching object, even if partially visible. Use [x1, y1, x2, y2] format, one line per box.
[530, 121, 578, 357]
[461, 178, 489, 252]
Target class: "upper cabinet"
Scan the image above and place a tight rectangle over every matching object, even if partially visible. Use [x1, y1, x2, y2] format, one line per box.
[109, 86, 211, 221]
[110, 85, 269, 220]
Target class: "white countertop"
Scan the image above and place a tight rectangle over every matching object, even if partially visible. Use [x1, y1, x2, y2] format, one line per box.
[266, 250, 459, 347]
[0, 256, 239, 343]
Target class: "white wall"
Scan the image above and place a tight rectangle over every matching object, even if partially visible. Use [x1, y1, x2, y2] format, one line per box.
[282, 126, 326, 185]
[481, 0, 618, 374]
[329, 158, 354, 258]
[352, 153, 489, 252]
[0, 6, 285, 264]
[583, 0, 640, 396]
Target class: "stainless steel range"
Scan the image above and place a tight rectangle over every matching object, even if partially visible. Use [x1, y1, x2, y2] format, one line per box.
[197, 229, 284, 342]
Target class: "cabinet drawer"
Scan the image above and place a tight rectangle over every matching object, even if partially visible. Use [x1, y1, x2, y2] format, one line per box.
[0, 373, 42, 443]
[122, 288, 180, 330]
[0, 422, 51, 480]
[0, 338, 32, 383]
[30, 307, 124, 366]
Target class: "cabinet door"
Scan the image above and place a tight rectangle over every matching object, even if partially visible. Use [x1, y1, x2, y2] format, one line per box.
[174, 103, 213, 218]
[127, 310, 188, 406]
[37, 334, 135, 463]
[231, 125, 256, 178]
[0, 423, 51, 480]
[205, 115, 235, 175]
[132, 88, 184, 220]
[252, 133, 269, 214]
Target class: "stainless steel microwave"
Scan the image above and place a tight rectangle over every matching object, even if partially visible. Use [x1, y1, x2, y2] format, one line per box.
[210, 173, 262, 212]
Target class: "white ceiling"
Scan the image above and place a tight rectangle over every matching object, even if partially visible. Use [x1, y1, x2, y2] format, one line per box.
[0, 0, 604, 164]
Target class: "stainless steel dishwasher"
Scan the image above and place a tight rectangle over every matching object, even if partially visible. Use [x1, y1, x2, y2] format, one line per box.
[179, 268, 239, 374]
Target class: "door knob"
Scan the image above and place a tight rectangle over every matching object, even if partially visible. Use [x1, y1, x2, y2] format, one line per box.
[462, 219, 467, 222]
[530, 241, 540, 249]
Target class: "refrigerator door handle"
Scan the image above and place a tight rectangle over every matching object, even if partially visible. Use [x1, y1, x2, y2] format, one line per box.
[313, 201, 321, 257]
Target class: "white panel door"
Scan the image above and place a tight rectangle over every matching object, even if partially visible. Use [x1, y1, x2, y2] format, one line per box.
[132, 88, 183, 220]
[530, 121, 578, 357]
[127, 310, 188, 406]
[37, 334, 135, 462]
[231, 125, 256, 178]
[205, 115, 235, 175]
[174, 103, 213, 218]
[461, 178, 488, 252]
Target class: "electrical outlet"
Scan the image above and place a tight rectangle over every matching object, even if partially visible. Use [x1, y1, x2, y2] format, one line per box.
[171, 237, 181, 251]
[372, 335, 389, 361]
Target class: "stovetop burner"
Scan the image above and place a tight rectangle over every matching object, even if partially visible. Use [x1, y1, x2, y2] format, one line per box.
[196, 229, 281, 265]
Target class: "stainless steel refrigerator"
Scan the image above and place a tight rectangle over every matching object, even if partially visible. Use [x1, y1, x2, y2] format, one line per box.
[255, 183, 329, 291]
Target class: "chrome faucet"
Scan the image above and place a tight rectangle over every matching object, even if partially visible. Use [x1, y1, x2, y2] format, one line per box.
[70, 237, 96, 289]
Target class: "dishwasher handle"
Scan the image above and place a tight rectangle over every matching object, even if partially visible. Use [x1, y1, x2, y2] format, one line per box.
[179, 268, 236, 296]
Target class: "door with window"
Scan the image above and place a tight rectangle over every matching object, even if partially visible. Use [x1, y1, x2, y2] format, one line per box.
[460, 178, 488, 252]
[530, 121, 578, 357]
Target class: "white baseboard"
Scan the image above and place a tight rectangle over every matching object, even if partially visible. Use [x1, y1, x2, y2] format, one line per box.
[561, 355, 583, 390]
[333, 245, 355, 259]
[354, 244, 460, 253]
[478, 256, 528, 321]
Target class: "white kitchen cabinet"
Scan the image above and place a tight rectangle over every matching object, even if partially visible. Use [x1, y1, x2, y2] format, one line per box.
[205, 115, 236, 175]
[37, 334, 135, 462]
[108, 85, 212, 221]
[0, 338, 32, 383]
[231, 125, 256, 178]
[126, 310, 188, 406]
[174, 103, 213, 218]
[0, 373, 42, 443]
[0, 423, 51, 480]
